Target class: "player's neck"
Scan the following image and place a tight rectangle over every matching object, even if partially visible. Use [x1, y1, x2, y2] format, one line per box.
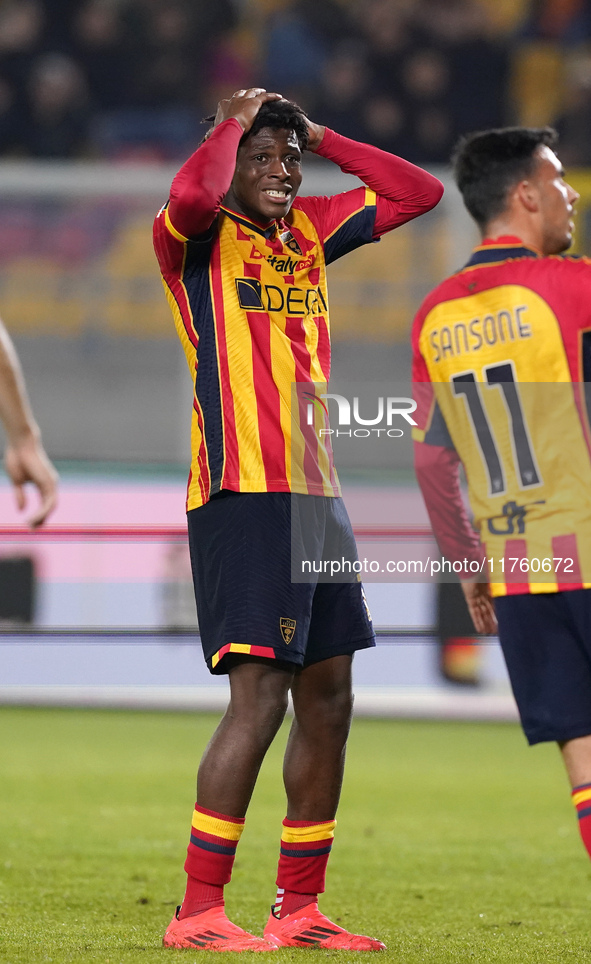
[481, 217, 543, 254]
[222, 191, 276, 229]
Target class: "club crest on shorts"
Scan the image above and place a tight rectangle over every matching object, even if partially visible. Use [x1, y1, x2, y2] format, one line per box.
[280, 617, 296, 644]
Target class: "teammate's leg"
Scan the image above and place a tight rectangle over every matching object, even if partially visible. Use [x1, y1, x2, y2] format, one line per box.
[264, 654, 385, 950]
[560, 734, 591, 786]
[495, 590, 591, 868]
[559, 735, 591, 858]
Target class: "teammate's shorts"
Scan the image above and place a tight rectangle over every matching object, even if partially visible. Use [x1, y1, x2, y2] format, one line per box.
[187, 491, 375, 675]
[495, 588, 591, 745]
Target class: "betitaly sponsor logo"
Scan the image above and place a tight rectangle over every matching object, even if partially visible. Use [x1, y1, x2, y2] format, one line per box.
[266, 253, 315, 273]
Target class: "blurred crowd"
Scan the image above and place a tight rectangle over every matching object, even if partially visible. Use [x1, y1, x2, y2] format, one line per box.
[0, 0, 591, 164]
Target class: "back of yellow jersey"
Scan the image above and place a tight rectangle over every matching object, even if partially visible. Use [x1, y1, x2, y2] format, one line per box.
[412, 242, 591, 595]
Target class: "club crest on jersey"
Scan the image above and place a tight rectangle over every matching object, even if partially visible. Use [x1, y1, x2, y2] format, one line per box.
[280, 230, 303, 255]
[280, 617, 296, 644]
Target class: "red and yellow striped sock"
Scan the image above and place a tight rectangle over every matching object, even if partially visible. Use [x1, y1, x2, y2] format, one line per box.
[275, 818, 336, 919]
[180, 804, 245, 919]
[572, 783, 591, 857]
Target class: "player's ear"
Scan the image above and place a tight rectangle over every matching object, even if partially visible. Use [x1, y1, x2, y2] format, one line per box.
[515, 178, 539, 214]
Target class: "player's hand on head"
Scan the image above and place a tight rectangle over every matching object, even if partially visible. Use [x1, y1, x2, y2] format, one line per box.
[460, 577, 498, 636]
[212, 88, 283, 135]
[4, 432, 58, 528]
[304, 118, 326, 153]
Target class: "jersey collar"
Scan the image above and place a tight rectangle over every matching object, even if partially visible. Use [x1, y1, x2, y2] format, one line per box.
[219, 204, 280, 240]
[464, 235, 542, 269]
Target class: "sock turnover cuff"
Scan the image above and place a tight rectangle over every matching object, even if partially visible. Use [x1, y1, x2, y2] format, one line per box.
[281, 819, 336, 844]
[276, 821, 335, 895]
[282, 818, 337, 828]
[192, 805, 245, 842]
[572, 785, 591, 809]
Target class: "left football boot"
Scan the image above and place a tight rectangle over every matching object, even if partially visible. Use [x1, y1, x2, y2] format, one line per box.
[263, 903, 386, 950]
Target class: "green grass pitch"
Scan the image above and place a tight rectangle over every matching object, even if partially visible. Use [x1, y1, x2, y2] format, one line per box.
[1, 706, 591, 963]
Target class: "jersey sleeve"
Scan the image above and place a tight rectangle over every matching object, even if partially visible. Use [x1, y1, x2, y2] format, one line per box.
[296, 128, 443, 264]
[153, 118, 244, 271]
[294, 186, 378, 265]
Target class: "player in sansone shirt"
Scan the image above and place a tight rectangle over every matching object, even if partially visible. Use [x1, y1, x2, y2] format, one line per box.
[412, 126, 591, 869]
[154, 87, 442, 951]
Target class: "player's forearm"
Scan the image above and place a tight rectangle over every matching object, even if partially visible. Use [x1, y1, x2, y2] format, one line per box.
[414, 441, 484, 572]
[315, 128, 444, 232]
[167, 118, 244, 239]
[0, 322, 39, 445]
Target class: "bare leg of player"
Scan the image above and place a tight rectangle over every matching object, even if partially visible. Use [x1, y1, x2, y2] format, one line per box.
[163, 658, 297, 950]
[560, 734, 591, 788]
[197, 657, 295, 816]
[262, 654, 385, 950]
[283, 654, 353, 821]
[164, 653, 385, 950]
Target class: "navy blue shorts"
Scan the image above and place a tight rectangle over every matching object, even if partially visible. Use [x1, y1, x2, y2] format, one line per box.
[495, 588, 591, 745]
[187, 491, 375, 675]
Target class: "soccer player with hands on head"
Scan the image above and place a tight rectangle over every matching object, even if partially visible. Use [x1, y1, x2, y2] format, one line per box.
[0, 318, 57, 527]
[154, 86, 442, 951]
[412, 124, 591, 869]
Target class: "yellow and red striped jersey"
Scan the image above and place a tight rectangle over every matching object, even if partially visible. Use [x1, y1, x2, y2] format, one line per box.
[154, 121, 443, 510]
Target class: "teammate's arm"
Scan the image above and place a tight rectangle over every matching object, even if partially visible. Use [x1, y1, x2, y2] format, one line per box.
[414, 440, 484, 571]
[306, 124, 444, 236]
[414, 440, 497, 635]
[0, 320, 58, 527]
[166, 88, 283, 241]
[412, 361, 496, 636]
[460, 578, 497, 636]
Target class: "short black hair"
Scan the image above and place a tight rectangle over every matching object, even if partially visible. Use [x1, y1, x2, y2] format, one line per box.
[242, 99, 309, 151]
[202, 98, 309, 150]
[452, 127, 559, 228]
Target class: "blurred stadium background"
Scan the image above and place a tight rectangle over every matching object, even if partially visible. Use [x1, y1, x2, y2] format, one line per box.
[2, 0, 591, 716]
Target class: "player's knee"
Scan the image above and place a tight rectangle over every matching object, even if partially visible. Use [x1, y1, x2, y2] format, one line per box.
[297, 685, 353, 734]
[227, 657, 292, 732]
[325, 687, 354, 730]
[224, 688, 289, 754]
[251, 686, 290, 730]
